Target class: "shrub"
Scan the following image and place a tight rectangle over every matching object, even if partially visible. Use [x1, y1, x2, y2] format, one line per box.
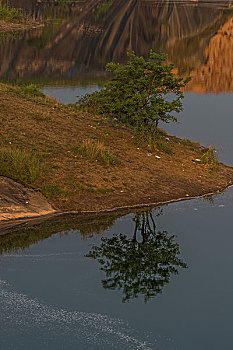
[95, 0, 113, 19]
[22, 84, 45, 97]
[78, 50, 190, 147]
[201, 147, 218, 172]
[0, 2, 22, 22]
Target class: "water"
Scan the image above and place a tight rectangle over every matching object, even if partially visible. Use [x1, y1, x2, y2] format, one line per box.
[1, 0, 233, 349]
[1, 193, 233, 349]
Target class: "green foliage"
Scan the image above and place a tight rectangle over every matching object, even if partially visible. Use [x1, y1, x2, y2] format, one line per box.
[0, 31, 22, 44]
[22, 84, 45, 97]
[0, 147, 42, 185]
[78, 51, 190, 147]
[42, 184, 68, 199]
[156, 141, 174, 154]
[0, 2, 22, 22]
[201, 147, 219, 172]
[95, 0, 113, 19]
[86, 210, 187, 303]
[180, 138, 199, 151]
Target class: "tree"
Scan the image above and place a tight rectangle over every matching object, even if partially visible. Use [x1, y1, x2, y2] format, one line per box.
[86, 210, 187, 303]
[78, 50, 190, 146]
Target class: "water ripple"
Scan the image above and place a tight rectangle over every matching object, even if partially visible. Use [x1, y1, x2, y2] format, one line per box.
[0, 280, 152, 350]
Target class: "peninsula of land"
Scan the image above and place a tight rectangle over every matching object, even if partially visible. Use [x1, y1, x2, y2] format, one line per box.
[1, 83, 233, 224]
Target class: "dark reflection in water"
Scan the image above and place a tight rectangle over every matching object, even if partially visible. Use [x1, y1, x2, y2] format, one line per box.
[87, 210, 187, 303]
[0, 209, 187, 304]
[1, 1, 233, 93]
[0, 213, 119, 254]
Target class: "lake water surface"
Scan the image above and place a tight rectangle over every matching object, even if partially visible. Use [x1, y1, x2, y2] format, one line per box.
[1, 1, 233, 349]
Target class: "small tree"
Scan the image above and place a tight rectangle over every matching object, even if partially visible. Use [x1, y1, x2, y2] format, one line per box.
[78, 50, 190, 146]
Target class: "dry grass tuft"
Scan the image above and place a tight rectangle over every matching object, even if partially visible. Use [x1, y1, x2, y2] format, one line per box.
[77, 139, 119, 166]
[0, 147, 42, 185]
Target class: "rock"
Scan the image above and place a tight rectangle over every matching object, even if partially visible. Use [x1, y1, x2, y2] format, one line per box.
[0, 176, 56, 223]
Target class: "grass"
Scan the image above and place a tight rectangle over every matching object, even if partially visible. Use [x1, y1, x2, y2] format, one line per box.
[75, 139, 119, 166]
[75, 183, 114, 194]
[95, 0, 113, 19]
[0, 2, 23, 22]
[0, 147, 42, 185]
[156, 141, 174, 155]
[21, 84, 46, 98]
[42, 184, 69, 199]
[42, 182, 115, 199]
[180, 138, 200, 152]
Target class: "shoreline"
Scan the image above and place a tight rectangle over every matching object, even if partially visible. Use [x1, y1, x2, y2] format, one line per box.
[0, 181, 232, 235]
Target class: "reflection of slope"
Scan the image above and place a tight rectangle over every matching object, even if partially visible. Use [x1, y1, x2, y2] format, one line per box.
[187, 17, 233, 93]
[77, 0, 223, 62]
[0, 279, 152, 349]
[0, 0, 232, 94]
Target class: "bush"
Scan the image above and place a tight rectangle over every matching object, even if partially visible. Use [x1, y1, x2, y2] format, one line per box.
[22, 84, 45, 97]
[78, 50, 190, 147]
[201, 147, 218, 172]
[0, 2, 22, 22]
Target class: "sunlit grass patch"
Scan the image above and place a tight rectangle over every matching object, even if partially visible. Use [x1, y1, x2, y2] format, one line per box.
[0, 147, 42, 185]
[74, 139, 119, 166]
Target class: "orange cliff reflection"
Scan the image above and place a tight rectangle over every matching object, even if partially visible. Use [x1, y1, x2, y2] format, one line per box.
[185, 16, 233, 93]
[0, 0, 232, 94]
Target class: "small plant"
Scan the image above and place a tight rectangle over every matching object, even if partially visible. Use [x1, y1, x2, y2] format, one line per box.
[201, 147, 218, 172]
[180, 138, 197, 151]
[0, 147, 42, 185]
[22, 84, 45, 97]
[75, 139, 119, 166]
[78, 50, 190, 148]
[0, 2, 23, 22]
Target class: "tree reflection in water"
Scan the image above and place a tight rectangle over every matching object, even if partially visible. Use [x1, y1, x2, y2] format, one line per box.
[86, 210, 187, 303]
